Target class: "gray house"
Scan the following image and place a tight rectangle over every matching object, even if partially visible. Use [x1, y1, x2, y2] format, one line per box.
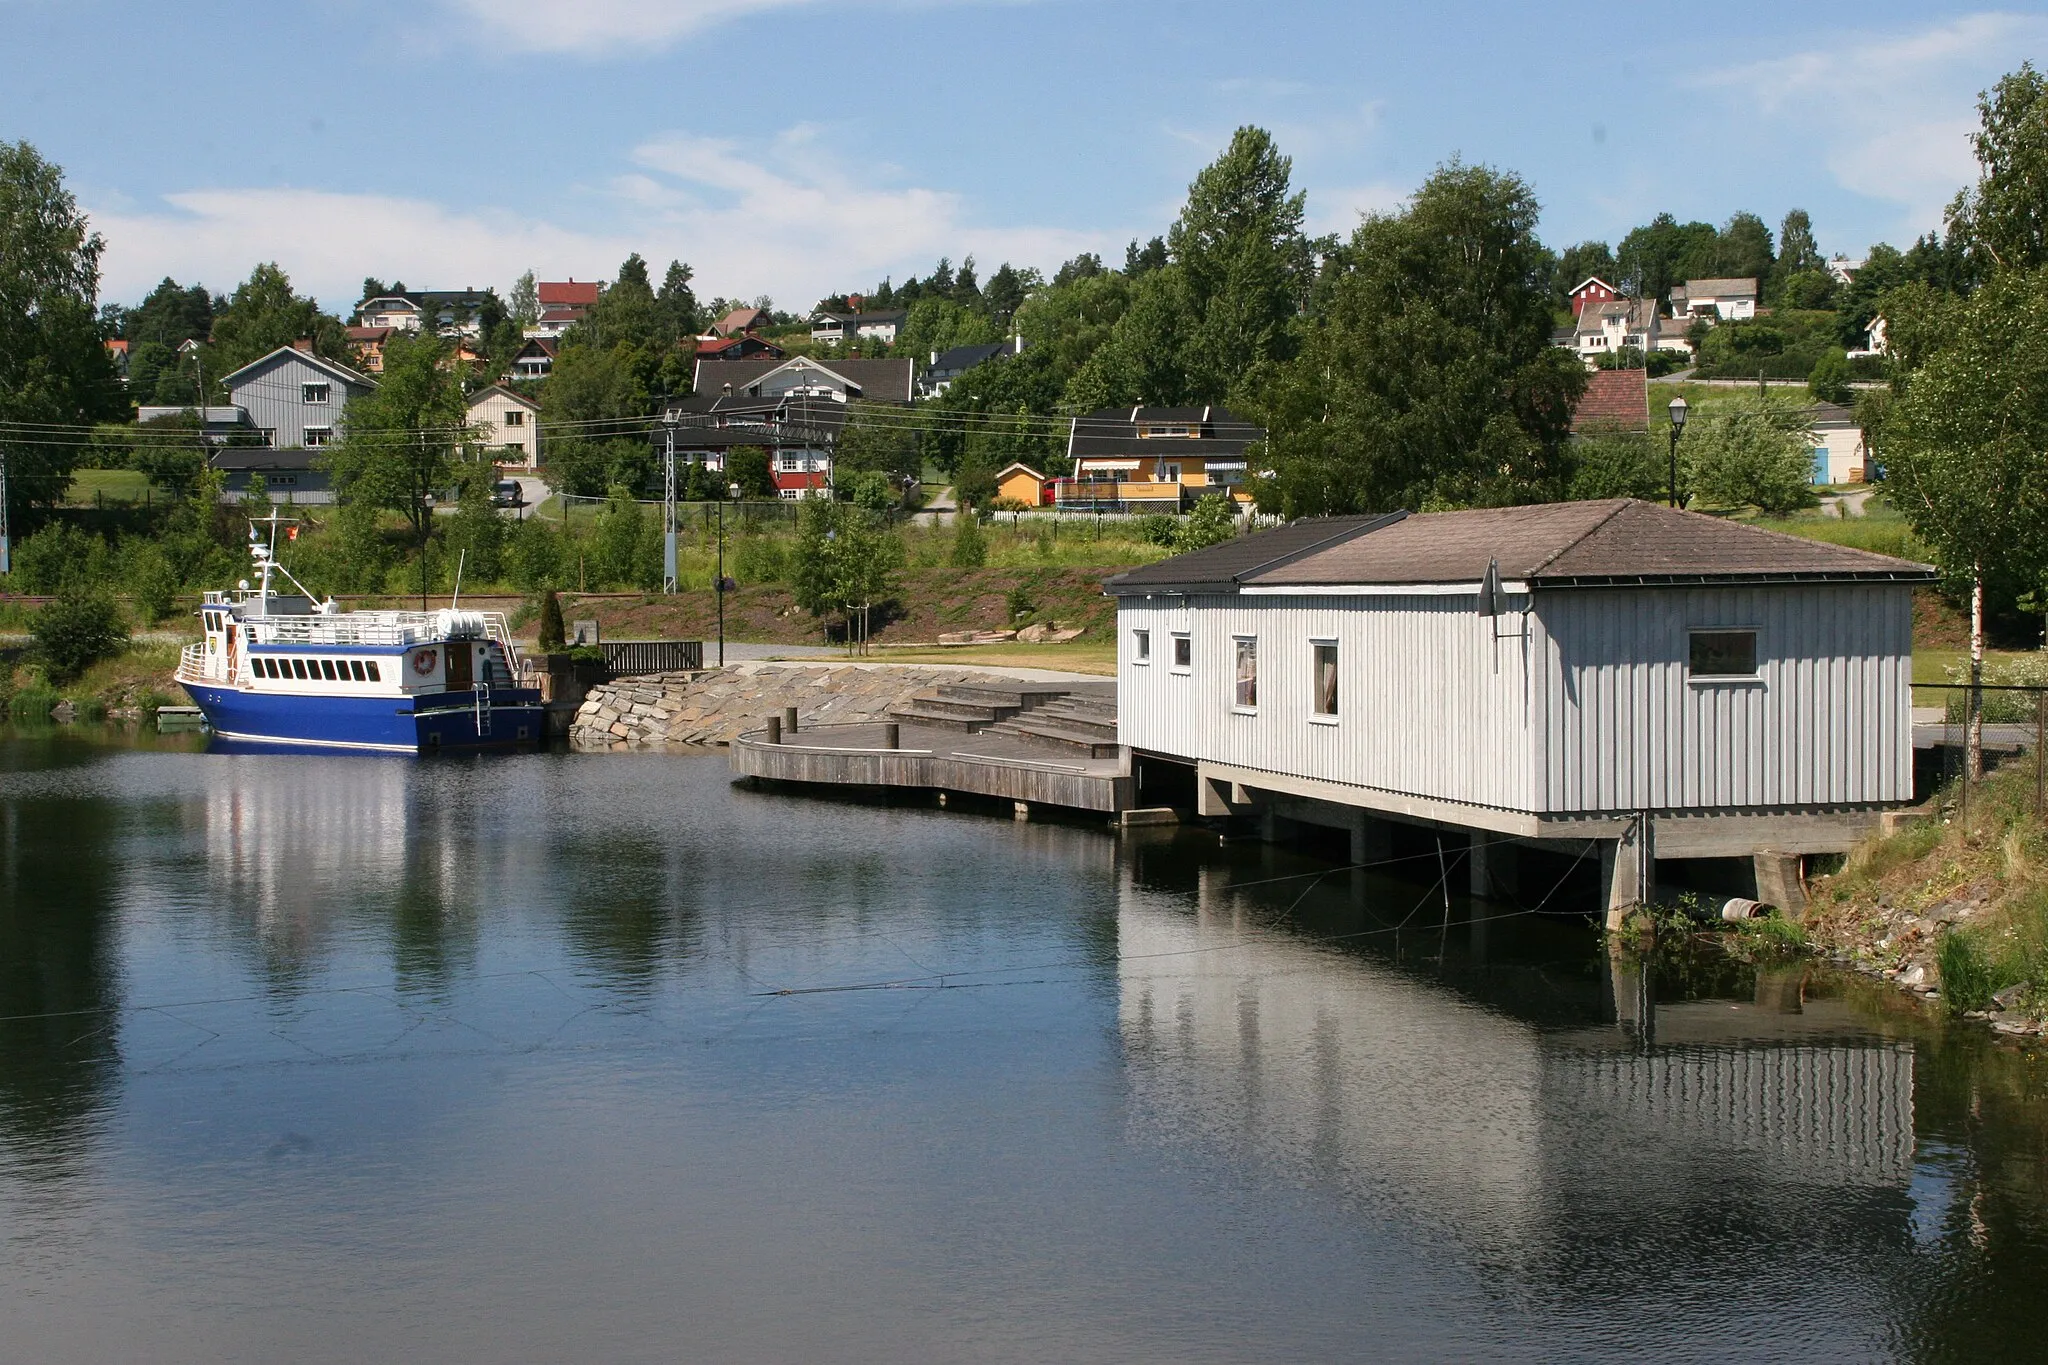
[218, 345, 377, 452]
[1107, 499, 1935, 916]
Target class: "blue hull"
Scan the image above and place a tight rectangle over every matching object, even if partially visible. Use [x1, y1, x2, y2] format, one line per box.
[184, 683, 544, 754]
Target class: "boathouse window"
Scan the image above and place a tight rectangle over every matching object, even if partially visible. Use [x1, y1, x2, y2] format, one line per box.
[1233, 636, 1258, 710]
[1689, 629, 1758, 678]
[1171, 633, 1192, 672]
[1133, 629, 1150, 664]
[1312, 641, 1339, 717]
[364, 661, 381, 682]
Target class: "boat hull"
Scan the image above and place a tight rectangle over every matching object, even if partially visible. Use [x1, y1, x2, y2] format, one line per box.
[182, 683, 544, 754]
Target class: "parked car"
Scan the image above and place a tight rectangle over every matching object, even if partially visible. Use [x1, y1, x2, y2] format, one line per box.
[492, 479, 524, 507]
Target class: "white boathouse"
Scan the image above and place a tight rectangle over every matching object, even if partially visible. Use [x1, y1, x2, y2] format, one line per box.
[1105, 499, 1936, 914]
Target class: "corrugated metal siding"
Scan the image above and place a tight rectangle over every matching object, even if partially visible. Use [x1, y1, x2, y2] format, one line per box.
[1120, 580, 1914, 817]
[1532, 583, 1914, 812]
[1118, 593, 1539, 811]
[229, 354, 364, 448]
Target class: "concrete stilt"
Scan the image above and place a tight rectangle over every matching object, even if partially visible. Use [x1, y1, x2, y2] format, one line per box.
[1601, 819, 1654, 932]
[1197, 776, 1232, 818]
[1469, 834, 1520, 900]
[1349, 811, 1392, 866]
[1752, 851, 1807, 919]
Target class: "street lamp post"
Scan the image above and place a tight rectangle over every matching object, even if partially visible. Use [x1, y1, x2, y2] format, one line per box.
[661, 407, 678, 594]
[1666, 396, 1689, 509]
[419, 493, 436, 610]
[717, 481, 741, 666]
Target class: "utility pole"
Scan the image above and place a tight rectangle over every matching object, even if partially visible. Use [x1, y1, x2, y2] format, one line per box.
[662, 408, 678, 594]
[0, 447, 10, 575]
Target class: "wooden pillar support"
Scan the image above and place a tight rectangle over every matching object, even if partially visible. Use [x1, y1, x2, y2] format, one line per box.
[1753, 852, 1807, 920]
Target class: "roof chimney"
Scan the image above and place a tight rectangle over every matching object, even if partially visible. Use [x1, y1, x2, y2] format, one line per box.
[291, 337, 313, 352]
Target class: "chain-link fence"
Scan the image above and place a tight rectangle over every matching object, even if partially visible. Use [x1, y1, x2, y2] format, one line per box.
[1915, 681, 2048, 821]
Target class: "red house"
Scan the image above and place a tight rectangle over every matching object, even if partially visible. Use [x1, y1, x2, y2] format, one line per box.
[1568, 276, 1620, 319]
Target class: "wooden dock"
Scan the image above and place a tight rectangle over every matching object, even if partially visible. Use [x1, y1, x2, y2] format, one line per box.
[730, 720, 1134, 815]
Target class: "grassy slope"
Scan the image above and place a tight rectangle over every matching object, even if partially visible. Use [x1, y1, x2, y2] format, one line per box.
[1808, 764, 2048, 1018]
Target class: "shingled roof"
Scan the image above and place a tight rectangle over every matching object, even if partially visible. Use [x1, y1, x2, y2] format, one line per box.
[1104, 500, 1934, 595]
[1571, 369, 1649, 433]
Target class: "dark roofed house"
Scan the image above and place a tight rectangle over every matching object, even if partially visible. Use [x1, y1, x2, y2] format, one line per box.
[658, 355, 916, 499]
[1058, 405, 1263, 512]
[1571, 368, 1649, 434]
[208, 446, 332, 504]
[919, 338, 1019, 397]
[696, 335, 787, 363]
[1109, 498, 1931, 916]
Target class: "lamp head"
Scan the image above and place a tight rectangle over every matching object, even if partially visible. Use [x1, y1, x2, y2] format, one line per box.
[1668, 395, 1689, 433]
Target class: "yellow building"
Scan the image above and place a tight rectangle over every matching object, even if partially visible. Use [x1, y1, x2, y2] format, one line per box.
[1056, 405, 1261, 511]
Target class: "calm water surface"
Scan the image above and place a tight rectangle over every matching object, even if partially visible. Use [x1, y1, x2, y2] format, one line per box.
[3, 728, 2047, 1363]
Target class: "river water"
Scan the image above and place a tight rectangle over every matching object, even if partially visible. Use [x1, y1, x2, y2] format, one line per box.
[2, 729, 2045, 1362]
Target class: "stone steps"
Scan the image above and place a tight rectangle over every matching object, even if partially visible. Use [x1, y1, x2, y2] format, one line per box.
[985, 693, 1120, 756]
[888, 683, 1074, 733]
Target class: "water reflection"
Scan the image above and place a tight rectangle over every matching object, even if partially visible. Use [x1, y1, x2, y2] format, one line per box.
[1116, 843, 1918, 1271]
[0, 740, 125, 1180]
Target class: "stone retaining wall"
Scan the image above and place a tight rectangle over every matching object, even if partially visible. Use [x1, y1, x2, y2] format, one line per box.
[570, 662, 1060, 749]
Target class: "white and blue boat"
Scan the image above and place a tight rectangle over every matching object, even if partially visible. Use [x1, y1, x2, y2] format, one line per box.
[176, 519, 543, 753]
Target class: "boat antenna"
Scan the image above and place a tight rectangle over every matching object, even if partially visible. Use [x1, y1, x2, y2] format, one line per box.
[450, 548, 466, 609]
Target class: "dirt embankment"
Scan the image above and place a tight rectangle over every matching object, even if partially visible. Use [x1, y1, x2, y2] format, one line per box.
[1803, 766, 2048, 1038]
[553, 566, 1121, 647]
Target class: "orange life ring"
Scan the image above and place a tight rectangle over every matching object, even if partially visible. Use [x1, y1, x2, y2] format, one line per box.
[413, 649, 438, 675]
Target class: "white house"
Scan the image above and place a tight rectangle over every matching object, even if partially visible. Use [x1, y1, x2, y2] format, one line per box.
[1107, 499, 1932, 914]
[357, 295, 424, 331]
[468, 384, 542, 469]
[810, 309, 907, 345]
[1805, 402, 1868, 485]
[1668, 278, 1759, 322]
[1564, 298, 1692, 367]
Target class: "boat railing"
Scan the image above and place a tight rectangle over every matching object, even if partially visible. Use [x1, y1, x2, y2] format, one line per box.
[176, 642, 210, 684]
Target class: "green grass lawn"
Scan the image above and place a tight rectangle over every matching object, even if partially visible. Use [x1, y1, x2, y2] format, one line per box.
[64, 469, 156, 505]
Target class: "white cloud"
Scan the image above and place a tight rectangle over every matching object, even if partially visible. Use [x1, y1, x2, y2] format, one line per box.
[445, 0, 825, 55]
[1306, 182, 1409, 238]
[87, 126, 1111, 312]
[443, 0, 1031, 56]
[90, 190, 633, 311]
[1692, 12, 2048, 237]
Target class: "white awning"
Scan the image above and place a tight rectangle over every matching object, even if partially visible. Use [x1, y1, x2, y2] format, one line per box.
[1080, 459, 1141, 471]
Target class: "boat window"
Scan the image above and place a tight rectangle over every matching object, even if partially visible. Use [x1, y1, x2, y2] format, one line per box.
[292, 658, 308, 679]
[350, 660, 365, 681]
[320, 659, 337, 681]
[264, 659, 279, 679]
[364, 661, 381, 682]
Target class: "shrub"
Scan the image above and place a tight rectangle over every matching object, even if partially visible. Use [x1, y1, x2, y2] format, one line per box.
[1135, 515, 1178, 547]
[1174, 494, 1239, 552]
[950, 512, 986, 568]
[9, 682, 60, 722]
[1005, 582, 1037, 621]
[32, 586, 128, 683]
[734, 533, 789, 584]
[128, 543, 180, 624]
[536, 589, 566, 652]
[1937, 929, 1999, 1015]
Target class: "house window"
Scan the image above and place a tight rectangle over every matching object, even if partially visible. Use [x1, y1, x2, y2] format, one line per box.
[258, 428, 277, 446]
[504, 409, 524, 427]
[1171, 633, 1192, 672]
[1312, 641, 1338, 717]
[303, 426, 332, 448]
[1133, 629, 1151, 664]
[302, 382, 329, 404]
[1233, 637, 1257, 710]
[1689, 629, 1758, 678]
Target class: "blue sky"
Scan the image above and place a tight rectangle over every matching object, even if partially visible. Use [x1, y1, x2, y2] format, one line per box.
[6, 0, 2041, 313]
